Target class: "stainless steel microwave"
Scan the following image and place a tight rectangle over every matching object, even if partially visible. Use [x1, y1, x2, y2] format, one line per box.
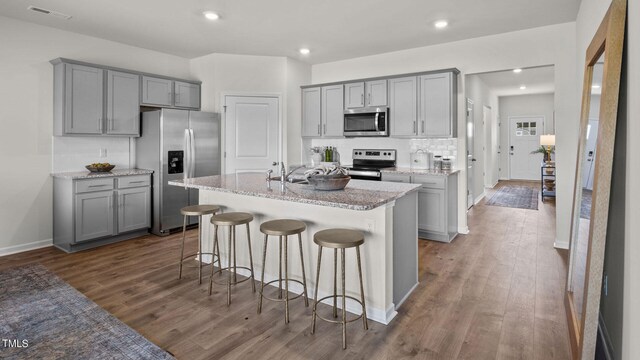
[343, 107, 389, 137]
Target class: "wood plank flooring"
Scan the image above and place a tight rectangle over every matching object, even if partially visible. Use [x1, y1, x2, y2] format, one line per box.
[0, 180, 570, 359]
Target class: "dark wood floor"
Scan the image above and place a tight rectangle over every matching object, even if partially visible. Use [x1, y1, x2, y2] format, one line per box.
[1, 180, 570, 359]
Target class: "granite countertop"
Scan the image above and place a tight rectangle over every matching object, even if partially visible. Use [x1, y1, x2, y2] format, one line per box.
[380, 167, 460, 176]
[51, 168, 154, 180]
[169, 173, 421, 211]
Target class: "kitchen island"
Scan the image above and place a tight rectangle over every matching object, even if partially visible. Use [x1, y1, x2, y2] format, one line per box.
[169, 173, 420, 325]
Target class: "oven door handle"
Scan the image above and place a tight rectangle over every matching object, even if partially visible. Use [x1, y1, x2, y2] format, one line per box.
[347, 170, 381, 178]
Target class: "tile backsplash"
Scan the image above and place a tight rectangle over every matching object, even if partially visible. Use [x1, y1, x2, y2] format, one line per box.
[306, 137, 458, 167]
[52, 136, 132, 172]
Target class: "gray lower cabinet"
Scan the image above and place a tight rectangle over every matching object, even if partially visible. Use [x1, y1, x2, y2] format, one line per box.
[75, 190, 115, 242]
[53, 174, 151, 253]
[381, 172, 459, 242]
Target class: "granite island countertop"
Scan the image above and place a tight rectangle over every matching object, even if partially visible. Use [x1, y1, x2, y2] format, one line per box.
[169, 173, 420, 211]
[51, 168, 154, 179]
[380, 167, 460, 176]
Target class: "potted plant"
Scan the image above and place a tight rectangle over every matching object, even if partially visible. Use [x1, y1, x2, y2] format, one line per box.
[531, 145, 555, 163]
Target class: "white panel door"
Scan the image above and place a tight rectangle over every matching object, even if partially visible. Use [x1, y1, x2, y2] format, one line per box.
[225, 96, 280, 174]
[509, 116, 543, 180]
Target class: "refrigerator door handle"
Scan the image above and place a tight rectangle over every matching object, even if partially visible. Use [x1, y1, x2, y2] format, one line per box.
[189, 128, 196, 178]
[184, 128, 190, 189]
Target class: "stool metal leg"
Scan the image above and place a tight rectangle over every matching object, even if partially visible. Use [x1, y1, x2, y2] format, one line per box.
[341, 248, 347, 350]
[356, 245, 368, 330]
[197, 216, 203, 285]
[311, 245, 323, 334]
[298, 233, 309, 307]
[278, 235, 283, 299]
[246, 223, 256, 292]
[257, 233, 268, 314]
[209, 224, 219, 295]
[178, 215, 187, 279]
[284, 235, 289, 324]
[333, 248, 338, 318]
[227, 225, 232, 306]
[232, 226, 238, 283]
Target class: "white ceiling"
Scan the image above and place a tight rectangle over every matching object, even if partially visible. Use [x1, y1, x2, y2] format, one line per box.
[473, 66, 556, 97]
[0, 0, 580, 64]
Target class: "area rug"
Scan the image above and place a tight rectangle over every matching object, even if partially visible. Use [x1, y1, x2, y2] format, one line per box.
[0, 264, 174, 360]
[485, 186, 539, 210]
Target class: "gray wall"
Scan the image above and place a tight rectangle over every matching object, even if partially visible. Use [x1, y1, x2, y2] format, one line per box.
[498, 93, 555, 179]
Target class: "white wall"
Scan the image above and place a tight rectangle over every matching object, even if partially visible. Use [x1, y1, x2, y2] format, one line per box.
[465, 75, 500, 200]
[189, 53, 311, 168]
[498, 93, 556, 179]
[0, 16, 192, 253]
[312, 22, 577, 236]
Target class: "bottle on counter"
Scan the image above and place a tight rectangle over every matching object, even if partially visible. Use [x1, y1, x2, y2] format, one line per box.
[441, 158, 452, 171]
[433, 155, 443, 171]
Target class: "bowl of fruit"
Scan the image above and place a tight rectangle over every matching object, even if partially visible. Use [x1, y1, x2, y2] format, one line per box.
[85, 163, 115, 173]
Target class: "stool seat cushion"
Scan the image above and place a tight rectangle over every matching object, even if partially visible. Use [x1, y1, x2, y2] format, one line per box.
[180, 204, 220, 216]
[210, 212, 253, 226]
[313, 229, 364, 248]
[260, 219, 306, 236]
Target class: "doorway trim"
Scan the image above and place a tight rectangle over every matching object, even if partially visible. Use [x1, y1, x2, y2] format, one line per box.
[507, 115, 545, 180]
[220, 92, 283, 175]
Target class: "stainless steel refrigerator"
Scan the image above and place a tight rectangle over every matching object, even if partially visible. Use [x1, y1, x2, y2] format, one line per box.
[136, 109, 221, 236]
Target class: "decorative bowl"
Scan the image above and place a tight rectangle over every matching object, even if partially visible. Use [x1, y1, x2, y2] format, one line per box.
[306, 174, 351, 191]
[85, 164, 115, 173]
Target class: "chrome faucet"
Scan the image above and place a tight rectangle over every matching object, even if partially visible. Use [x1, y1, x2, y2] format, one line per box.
[282, 164, 307, 183]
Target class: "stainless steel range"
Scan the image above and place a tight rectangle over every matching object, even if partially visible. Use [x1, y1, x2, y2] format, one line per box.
[345, 149, 396, 181]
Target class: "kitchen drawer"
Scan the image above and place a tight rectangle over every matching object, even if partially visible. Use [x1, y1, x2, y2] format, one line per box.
[75, 178, 115, 193]
[118, 175, 151, 189]
[412, 175, 445, 189]
[381, 173, 411, 183]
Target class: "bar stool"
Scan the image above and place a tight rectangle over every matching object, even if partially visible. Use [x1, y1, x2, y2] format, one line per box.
[257, 219, 309, 323]
[178, 205, 221, 284]
[311, 228, 368, 349]
[208, 212, 256, 305]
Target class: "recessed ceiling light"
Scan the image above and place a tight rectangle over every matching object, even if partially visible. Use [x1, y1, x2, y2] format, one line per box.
[592, 84, 601, 89]
[203, 11, 219, 20]
[299, 48, 310, 55]
[434, 20, 448, 29]
[513, 68, 523, 73]
[520, 85, 527, 90]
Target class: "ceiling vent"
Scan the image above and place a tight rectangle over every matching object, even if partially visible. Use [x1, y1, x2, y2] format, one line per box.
[27, 5, 72, 20]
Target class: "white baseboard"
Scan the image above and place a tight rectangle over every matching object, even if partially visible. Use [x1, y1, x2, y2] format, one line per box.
[554, 238, 570, 250]
[458, 226, 470, 234]
[486, 181, 498, 189]
[0, 239, 53, 257]
[395, 282, 418, 309]
[474, 191, 486, 205]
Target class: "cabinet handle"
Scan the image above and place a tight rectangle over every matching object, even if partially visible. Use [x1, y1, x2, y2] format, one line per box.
[361, 93, 364, 105]
[323, 124, 326, 134]
[421, 120, 425, 134]
[127, 181, 145, 184]
[88, 184, 108, 188]
[168, 92, 171, 103]
[318, 124, 321, 135]
[97, 118, 102, 132]
[413, 121, 417, 134]
[368, 93, 371, 105]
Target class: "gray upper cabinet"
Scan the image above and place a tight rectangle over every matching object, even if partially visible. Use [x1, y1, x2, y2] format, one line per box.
[75, 190, 115, 242]
[174, 81, 201, 109]
[321, 85, 344, 137]
[419, 72, 457, 137]
[389, 76, 418, 137]
[344, 82, 365, 109]
[62, 64, 104, 135]
[141, 76, 173, 107]
[365, 80, 388, 107]
[106, 70, 140, 136]
[345, 80, 387, 109]
[302, 87, 322, 137]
